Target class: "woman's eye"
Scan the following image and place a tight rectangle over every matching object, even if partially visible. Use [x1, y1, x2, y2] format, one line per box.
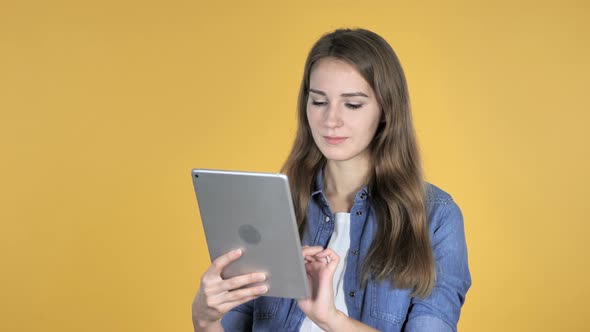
[311, 100, 327, 106]
[346, 103, 362, 110]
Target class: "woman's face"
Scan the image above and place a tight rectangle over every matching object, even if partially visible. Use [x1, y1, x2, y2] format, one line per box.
[307, 57, 382, 163]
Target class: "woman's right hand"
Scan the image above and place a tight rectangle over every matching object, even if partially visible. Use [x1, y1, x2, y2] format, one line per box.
[192, 248, 268, 330]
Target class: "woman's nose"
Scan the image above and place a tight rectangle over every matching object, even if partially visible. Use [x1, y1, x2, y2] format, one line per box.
[323, 104, 344, 128]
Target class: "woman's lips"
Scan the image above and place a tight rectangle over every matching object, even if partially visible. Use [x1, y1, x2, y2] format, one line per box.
[324, 136, 347, 144]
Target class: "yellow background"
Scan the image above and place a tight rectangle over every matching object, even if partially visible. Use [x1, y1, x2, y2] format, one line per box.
[1, 0, 589, 331]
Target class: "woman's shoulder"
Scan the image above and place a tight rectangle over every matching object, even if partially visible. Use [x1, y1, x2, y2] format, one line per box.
[424, 181, 454, 204]
[423, 181, 464, 232]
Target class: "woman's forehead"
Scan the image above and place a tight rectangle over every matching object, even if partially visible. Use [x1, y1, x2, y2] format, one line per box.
[309, 58, 373, 96]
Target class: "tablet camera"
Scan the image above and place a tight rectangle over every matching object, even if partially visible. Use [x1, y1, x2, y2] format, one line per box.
[238, 224, 261, 245]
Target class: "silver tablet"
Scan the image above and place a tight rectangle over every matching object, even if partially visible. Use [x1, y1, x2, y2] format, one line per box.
[191, 169, 310, 299]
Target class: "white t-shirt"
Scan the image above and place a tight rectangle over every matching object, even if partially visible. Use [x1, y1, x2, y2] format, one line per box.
[299, 212, 351, 332]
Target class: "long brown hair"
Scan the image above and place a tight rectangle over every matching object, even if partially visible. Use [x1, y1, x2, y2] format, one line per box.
[281, 28, 434, 298]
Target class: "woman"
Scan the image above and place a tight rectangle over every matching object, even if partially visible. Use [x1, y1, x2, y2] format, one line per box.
[192, 28, 471, 332]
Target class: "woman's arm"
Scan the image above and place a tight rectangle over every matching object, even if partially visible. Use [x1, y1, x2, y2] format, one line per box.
[323, 311, 379, 332]
[404, 198, 471, 332]
[192, 318, 223, 332]
[192, 249, 268, 332]
[297, 247, 378, 332]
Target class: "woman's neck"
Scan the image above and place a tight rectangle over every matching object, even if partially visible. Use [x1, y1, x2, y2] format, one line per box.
[323, 155, 371, 211]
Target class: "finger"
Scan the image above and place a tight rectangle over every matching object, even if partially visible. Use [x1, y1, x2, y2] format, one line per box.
[217, 293, 265, 314]
[203, 271, 266, 297]
[223, 284, 268, 302]
[314, 249, 340, 268]
[304, 256, 326, 265]
[304, 255, 320, 263]
[219, 272, 267, 292]
[209, 249, 243, 275]
[208, 284, 268, 309]
[302, 246, 324, 257]
[314, 248, 339, 261]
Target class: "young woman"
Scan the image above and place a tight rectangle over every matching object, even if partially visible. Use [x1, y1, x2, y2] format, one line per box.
[192, 28, 471, 332]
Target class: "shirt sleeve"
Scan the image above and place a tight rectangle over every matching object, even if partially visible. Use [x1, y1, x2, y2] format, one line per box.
[220, 300, 254, 332]
[405, 199, 472, 332]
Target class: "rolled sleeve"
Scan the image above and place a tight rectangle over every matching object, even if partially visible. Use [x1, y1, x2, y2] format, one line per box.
[406, 199, 471, 332]
[405, 315, 454, 332]
[220, 300, 253, 332]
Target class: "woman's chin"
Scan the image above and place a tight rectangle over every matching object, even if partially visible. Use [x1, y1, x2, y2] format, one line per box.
[320, 150, 357, 162]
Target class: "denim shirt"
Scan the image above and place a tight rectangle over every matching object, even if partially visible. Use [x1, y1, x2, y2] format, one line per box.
[222, 171, 471, 332]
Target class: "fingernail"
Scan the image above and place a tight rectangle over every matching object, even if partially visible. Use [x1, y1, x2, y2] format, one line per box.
[258, 286, 268, 293]
[257, 273, 267, 281]
[233, 249, 242, 255]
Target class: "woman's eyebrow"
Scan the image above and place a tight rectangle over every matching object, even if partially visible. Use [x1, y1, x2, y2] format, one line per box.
[309, 88, 369, 98]
[309, 88, 327, 96]
[341, 92, 368, 97]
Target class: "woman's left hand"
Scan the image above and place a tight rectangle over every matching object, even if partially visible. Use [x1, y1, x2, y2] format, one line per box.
[297, 246, 341, 329]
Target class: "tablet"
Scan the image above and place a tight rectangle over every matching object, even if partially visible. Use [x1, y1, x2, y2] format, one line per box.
[191, 169, 310, 299]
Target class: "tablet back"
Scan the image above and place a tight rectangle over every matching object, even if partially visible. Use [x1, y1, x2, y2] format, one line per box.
[192, 169, 310, 299]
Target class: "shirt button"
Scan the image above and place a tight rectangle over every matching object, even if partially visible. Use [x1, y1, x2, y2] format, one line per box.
[355, 211, 362, 216]
[325, 216, 330, 222]
[360, 193, 366, 199]
[349, 291, 356, 297]
[351, 250, 359, 256]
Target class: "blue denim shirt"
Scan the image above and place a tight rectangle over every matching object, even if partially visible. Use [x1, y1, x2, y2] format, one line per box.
[222, 171, 471, 331]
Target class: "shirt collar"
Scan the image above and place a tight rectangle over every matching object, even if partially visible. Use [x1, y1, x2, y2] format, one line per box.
[311, 167, 324, 197]
[310, 166, 370, 198]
